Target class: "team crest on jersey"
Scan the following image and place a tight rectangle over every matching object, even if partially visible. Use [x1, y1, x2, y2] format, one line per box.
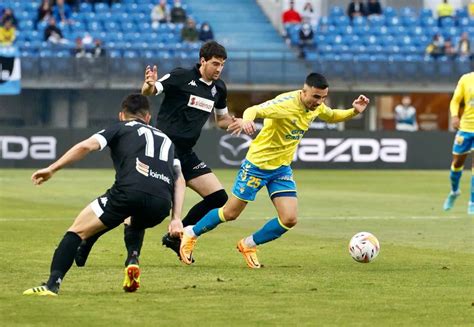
[188, 95, 214, 112]
[188, 80, 197, 87]
[211, 86, 217, 97]
[455, 135, 464, 145]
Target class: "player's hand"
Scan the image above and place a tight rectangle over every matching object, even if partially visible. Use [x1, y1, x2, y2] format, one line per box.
[451, 116, 460, 130]
[31, 167, 54, 185]
[144, 65, 158, 86]
[227, 116, 243, 135]
[353, 95, 370, 114]
[231, 120, 256, 136]
[168, 218, 183, 238]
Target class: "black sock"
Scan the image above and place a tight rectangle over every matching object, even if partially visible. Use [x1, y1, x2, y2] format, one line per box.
[124, 224, 145, 266]
[47, 231, 82, 292]
[182, 189, 228, 227]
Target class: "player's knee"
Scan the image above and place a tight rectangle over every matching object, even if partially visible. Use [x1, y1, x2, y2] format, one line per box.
[68, 228, 87, 240]
[280, 215, 298, 228]
[204, 189, 228, 209]
[222, 206, 240, 221]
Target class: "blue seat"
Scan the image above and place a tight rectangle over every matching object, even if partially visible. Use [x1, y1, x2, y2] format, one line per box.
[80, 3, 93, 13]
[419, 8, 433, 18]
[109, 49, 122, 58]
[94, 3, 110, 14]
[420, 17, 436, 27]
[387, 16, 401, 26]
[456, 56, 471, 75]
[104, 21, 121, 32]
[329, 6, 344, 17]
[368, 15, 385, 27]
[352, 16, 366, 27]
[456, 8, 468, 19]
[383, 6, 396, 18]
[111, 3, 124, 13]
[441, 17, 455, 28]
[399, 7, 415, 17]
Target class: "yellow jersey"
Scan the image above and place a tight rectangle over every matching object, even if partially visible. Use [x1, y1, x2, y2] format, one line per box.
[450, 72, 474, 132]
[242, 90, 358, 169]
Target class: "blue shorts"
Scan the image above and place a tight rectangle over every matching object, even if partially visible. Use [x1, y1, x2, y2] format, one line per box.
[452, 130, 474, 155]
[231, 160, 297, 202]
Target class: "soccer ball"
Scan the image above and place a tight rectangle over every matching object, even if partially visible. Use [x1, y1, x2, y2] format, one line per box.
[348, 232, 380, 263]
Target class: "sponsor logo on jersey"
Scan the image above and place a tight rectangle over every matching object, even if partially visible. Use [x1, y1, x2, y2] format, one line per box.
[192, 162, 207, 170]
[188, 95, 214, 112]
[149, 169, 171, 184]
[188, 80, 197, 87]
[136, 158, 171, 184]
[136, 158, 149, 176]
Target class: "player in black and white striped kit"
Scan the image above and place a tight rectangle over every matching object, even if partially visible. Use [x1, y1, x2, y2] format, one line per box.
[23, 94, 185, 296]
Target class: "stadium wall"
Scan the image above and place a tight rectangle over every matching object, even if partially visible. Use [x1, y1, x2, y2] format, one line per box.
[0, 128, 453, 169]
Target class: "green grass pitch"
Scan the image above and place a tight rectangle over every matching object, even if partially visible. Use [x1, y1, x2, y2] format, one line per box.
[0, 169, 472, 326]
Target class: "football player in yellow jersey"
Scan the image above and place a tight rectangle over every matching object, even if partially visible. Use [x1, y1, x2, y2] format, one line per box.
[179, 73, 369, 268]
[443, 72, 474, 214]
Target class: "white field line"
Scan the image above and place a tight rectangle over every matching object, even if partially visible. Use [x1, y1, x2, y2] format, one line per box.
[0, 215, 466, 222]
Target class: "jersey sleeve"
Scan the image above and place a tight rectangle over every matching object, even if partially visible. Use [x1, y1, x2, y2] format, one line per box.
[243, 96, 295, 121]
[91, 123, 121, 151]
[317, 103, 358, 123]
[214, 81, 228, 115]
[450, 75, 465, 117]
[155, 68, 186, 95]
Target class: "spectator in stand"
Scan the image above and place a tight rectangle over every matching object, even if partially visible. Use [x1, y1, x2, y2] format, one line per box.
[469, 0, 474, 17]
[73, 37, 87, 58]
[199, 22, 214, 42]
[82, 32, 93, 46]
[301, 1, 317, 26]
[53, 0, 72, 25]
[44, 17, 67, 44]
[91, 39, 106, 58]
[437, 0, 454, 26]
[426, 33, 444, 59]
[36, 0, 53, 28]
[366, 0, 382, 16]
[151, 0, 170, 29]
[347, 0, 366, 20]
[457, 32, 471, 58]
[171, 0, 187, 24]
[282, 1, 302, 25]
[181, 18, 199, 43]
[0, 20, 16, 46]
[298, 22, 314, 58]
[394, 96, 418, 132]
[1, 8, 18, 27]
[444, 38, 456, 58]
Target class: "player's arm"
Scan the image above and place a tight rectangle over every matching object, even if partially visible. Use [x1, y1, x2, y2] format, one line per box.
[31, 137, 100, 185]
[450, 76, 465, 129]
[141, 65, 158, 96]
[319, 95, 370, 123]
[232, 97, 293, 135]
[168, 160, 185, 238]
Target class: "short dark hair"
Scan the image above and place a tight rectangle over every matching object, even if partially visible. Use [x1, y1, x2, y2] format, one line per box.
[305, 73, 329, 89]
[121, 94, 150, 118]
[200, 41, 227, 61]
